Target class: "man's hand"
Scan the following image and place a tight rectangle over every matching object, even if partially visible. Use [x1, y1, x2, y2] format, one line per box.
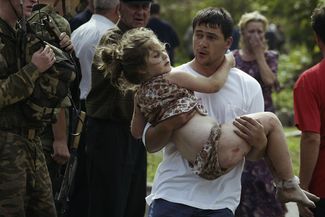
[59, 32, 73, 53]
[52, 139, 70, 165]
[225, 52, 235, 68]
[31, 45, 56, 72]
[233, 116, 267, 159]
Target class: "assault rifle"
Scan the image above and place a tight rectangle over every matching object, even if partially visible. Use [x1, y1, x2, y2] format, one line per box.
[17, 0, 28, 68]
[55, 110, 86, 215]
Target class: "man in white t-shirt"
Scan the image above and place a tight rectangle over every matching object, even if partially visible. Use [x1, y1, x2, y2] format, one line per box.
[143, 7, 264, 217]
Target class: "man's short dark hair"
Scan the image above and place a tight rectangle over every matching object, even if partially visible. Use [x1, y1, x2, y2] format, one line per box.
[311, 4, 325, 43]
[192, 7, 234, 39]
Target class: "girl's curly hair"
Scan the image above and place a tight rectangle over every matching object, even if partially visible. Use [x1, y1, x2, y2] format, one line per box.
[95, 27, 160, 93]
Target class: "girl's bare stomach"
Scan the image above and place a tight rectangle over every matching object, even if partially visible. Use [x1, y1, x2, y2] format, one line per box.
[171, 112, 250, 166]
[171, 113, 218, 161]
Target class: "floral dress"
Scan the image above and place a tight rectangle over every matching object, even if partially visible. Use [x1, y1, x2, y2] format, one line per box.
[233, 49, 286, 217]
[233, 50, 278, 112]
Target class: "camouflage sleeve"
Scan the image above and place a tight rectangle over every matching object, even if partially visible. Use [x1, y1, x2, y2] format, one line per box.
[0, 63, 41, 109]
[51, 11, 71, 36]
[60, 95, 71, 108]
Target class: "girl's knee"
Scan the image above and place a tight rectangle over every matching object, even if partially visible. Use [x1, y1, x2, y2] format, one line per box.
[259, 112, 281, 129]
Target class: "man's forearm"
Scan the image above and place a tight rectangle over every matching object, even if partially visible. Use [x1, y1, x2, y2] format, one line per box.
[144, 110, 196, 153]
[52, 108, 68, 142]
[145, 124, 173, 153]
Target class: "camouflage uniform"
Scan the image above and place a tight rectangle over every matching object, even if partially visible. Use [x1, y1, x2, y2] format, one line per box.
[0, 4, 75, 216]
[28, 4, 73, 205]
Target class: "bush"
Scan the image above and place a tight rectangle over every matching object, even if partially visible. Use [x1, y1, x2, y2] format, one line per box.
[273, 45, 312, 126]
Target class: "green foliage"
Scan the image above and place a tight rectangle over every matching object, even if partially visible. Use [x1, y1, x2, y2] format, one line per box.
[273, 45, 312, 112]
[147, 151, 163, 184]
[285, 128, 301, 175]
[157, 0, 324, 64]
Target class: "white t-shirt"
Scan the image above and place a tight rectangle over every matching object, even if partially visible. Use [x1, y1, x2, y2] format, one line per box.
[144, 63, 264, 214]
[71, 14, 116, 100]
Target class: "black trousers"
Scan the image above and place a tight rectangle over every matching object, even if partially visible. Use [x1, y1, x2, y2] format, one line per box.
[86, 117, 147, 217]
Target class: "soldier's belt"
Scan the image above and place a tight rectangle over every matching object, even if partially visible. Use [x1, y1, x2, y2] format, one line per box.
[0, 128, 43, 140]
[25, 101, 61, 122]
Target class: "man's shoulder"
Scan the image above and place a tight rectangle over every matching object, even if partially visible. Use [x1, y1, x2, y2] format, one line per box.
[72, 19, 94, 33]
[71, 18, 100, 41]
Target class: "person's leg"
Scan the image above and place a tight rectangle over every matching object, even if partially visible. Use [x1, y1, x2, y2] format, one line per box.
[245, 112, 293, 180]
[148, 199, 195, 217]
[231, 112, 319, 207]
[195, 208, 234, 217]
[0, 132, 29, 217]
[123, 140, 147, 217]
[87, 118, 144, 217]
[26, 138, 57, 217]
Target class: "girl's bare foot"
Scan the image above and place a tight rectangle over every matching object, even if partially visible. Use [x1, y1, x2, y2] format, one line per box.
[276, 176, 319, 208]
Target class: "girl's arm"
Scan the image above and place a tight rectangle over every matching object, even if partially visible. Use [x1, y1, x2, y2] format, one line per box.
[131, 97, 146, 139]
[167, 53, 234, 93]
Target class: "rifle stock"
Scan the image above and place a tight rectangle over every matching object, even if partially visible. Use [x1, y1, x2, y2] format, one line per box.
[55, 110, 86, 204]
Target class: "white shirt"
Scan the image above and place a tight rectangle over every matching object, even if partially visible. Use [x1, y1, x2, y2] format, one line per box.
[144, 64, 264, 213]
[71, 14, 116, 100]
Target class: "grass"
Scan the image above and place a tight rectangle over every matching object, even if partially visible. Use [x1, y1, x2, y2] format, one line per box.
[146, 127, 301, 183]
[285, 127, 301, 175]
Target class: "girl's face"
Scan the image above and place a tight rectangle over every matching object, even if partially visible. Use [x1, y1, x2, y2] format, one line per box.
[145, 39, 171, 78]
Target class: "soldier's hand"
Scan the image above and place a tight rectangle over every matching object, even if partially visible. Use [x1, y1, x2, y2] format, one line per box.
[52, 139, 70, 165]
[59, 32, 74, 53]
[31, 45, 56, 73]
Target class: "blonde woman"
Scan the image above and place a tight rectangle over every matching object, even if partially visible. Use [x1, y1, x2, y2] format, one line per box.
[232, 11, 284, 217]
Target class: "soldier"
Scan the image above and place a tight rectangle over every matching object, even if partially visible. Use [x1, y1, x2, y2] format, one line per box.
[29, 1, 77, 215]
[0, 0, 74, 216]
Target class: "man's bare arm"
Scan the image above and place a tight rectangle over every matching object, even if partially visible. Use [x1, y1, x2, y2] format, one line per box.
[145, 110, 196, 153]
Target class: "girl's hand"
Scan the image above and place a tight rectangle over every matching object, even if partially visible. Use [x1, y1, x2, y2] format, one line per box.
[225, 52, 235, 68]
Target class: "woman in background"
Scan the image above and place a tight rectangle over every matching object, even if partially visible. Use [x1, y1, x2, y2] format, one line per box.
[232, 11, 286, 217]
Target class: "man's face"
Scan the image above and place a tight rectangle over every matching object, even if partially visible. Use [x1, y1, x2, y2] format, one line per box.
[11, 0, 37, 17]
[119, 2, 150, 28]
[192, 24, 232, 68]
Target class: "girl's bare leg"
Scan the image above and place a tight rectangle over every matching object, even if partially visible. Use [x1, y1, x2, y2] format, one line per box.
[240, 112, 319, 207]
